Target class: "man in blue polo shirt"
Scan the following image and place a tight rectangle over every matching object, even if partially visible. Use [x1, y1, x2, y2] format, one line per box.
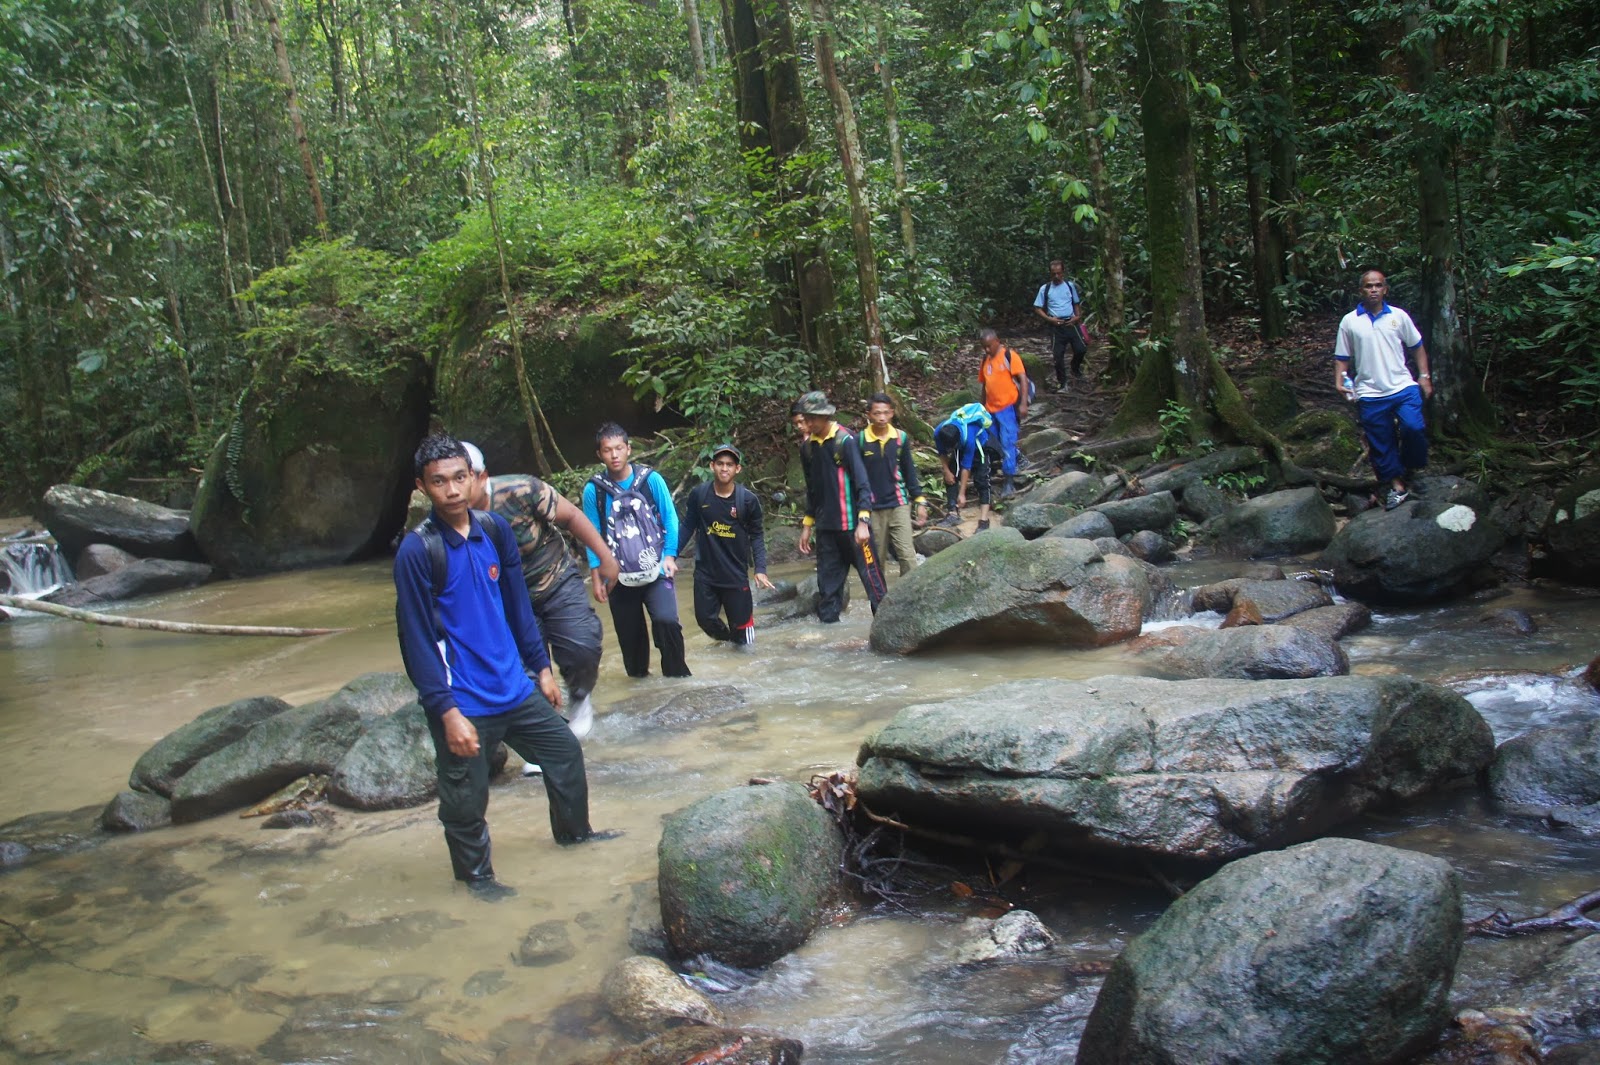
[1034, 259, 1087, 392]
[1334, 269, 1433, 510]
[396, 432, 618, 901]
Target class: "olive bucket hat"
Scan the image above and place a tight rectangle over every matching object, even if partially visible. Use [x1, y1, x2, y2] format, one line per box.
[795, 391, 837, 416]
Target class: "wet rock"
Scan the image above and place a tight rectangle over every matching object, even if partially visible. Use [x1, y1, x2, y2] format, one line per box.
[1587, 653, 1600, 694]
[1548, 804, 1600, 839]
[1142, 624, 1349, 680]
[39, 484, 203, 563]
[1077, 838, 1462, 1065]
[856, 675, 1492, 863]
[1043, 510, 1116, 542]
[99, 790, 172, 832]
[607, 685, 748, 730]
[600, 955, 722, 1033]
[1324, 477, 1507, 604]
[658, 782, 845, 967]
[1005, 502, 1077, 538]
[1199, 486, 1337, 559]
[912, 526, 961, 558]
[1278, 602, 1374, 641]
[0, 840, 32, 867]
[130, 695, 294, 798]
[584, 1026, 804, 1065]
[260, 807, 334, 829]
[1220, 599, 1264, 627]
[328, 702, 435, 811]
[170, 697, 368, 822]
[1549, 1042, 1600, 1065]
[1030, 470, 1104, 508]
[1093, 536, 1132, 557]
[74, 543, 138, 580]
[1487, 718, 1600, 808]
[518, 920, 576, 967]
[870, 529, 1151, 654]
[1141, 447, 1268, 497]
[1189, 577, 1333, 621]
[953, 909, 1058, 964]
[45, 559, 215, 608]
[755, 579, 798, 605]
[1124, 530, 1174, 564]
[1089, 491, 1178, 537]
[1416, 1008, 1541, 1065]
[1178, 479, 1230, 523]
[321, 671, 417, 722]
[189, 346, 430, 576]
[1478, 608, 1539, 635]
[760, 573, 848, 621]
[1541, 473, 1600, 585]
[1452, 931, 1600, 1050]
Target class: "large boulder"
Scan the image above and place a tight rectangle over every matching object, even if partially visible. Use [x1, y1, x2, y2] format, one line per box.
[658, 783, 845, 967]
[855, 675, 1493, 863]
[1324, 478, 1507, 603]
[1141, 624, 1349, 680]
[1278, 602, 1373, 641]
[1178, 480, 1230, 523]
[43, 559, 215, 608]
[1019, 427, 1074, 459]
[189, 348, 430, 576]
[1044, 510, 1116, 542]
[1199, 487, 1336, 559]
[1542, 473, 1600, 584]
[1190, 577, 1333, 621]
[1076, 838, 1462, 1065]
[130, 695, 294, 798]
[1488, 718, 1600, 808]
[1004, 502, 1076, 538]
[1090, 492, 1178, 537]
[328, 702, 436, 811]
[869, 529, 1151, 654]
[38, 485, 202, 563]
[1031, 470, 1105, 508]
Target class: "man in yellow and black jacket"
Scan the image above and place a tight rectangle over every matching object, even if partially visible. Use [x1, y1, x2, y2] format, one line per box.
[795, 391, 888, 623]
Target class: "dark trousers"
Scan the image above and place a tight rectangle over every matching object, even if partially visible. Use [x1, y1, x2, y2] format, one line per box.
[532, 567, 602, 701]
[945, 448, 996, 508]
[814, 529, 887, 623]
[1051, 322, 1087, 384]
[608, 576, 690, 677]
[426, 695, 591, 883]
[694, 579, 755, 645]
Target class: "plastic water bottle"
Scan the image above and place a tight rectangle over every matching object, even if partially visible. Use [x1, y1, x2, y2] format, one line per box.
[1342, 373, 1356, 402]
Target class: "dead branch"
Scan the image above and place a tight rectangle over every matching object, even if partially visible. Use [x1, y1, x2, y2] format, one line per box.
[0, 595, 348, 637]
[1466, 888, 1600, 938]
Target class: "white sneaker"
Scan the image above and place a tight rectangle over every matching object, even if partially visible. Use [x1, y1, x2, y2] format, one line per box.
[567, 695, 595, 741]
[522, 762, 543, 777]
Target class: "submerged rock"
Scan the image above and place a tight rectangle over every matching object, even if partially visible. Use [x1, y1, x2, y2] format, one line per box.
[658, 782, 844, 967]
[953, 909, 1059, 964]
[856, 675, 1493, 863]
[1488, 718, 1600, 809]
[1076, 838, 1462, 1065]
[600, 955, 722, 1034]
[582, 1025, 803, 1065]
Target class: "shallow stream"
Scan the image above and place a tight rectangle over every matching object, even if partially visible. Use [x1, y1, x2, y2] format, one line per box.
[2, 558, 1598, 1063]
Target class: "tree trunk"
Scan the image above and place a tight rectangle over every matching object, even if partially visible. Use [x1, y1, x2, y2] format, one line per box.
[683, 0, 707, 84]
[256, 0, 328, 231]
[1069, 15, 1128, 377]
[1254, 0, 1297, 328]
[872, 10, 915, 267]
[809, 0, 888, 392]
[1227, 0, 1286, 340]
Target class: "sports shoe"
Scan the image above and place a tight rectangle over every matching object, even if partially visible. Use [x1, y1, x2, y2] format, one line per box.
[522, 761, 543, 777]
[975, 519, 991, 531]
[557, 828, 625, 847]
[466, 877, 518, 902]
[567, 695, 595, 741]
[1384, 487, 1410, 511]
[939, 512, 961, 527]
[1056, 384, 1071, 394]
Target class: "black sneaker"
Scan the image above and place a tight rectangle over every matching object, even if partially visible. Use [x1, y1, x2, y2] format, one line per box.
[466, 877, 518, 902]
[975, 519, 991, 531]
[938, 512, 961, 527]
[557, 828, 625, 847]
[1384, 487, 1409, 511]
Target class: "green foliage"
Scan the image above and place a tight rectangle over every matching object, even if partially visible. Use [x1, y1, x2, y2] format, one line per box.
[1207, 469, 1267, 495]
[1152, 400, 1193, 461]
[1498, 217, 1600, 409]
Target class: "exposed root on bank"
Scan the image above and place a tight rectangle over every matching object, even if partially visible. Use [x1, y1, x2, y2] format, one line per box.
[1466, 888, 1600, 937]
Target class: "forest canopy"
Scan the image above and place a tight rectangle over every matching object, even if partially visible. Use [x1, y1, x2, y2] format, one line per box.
[2, 0, 1596, 506]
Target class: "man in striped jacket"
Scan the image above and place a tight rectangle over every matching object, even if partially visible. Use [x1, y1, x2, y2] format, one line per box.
[795, 391, 887, 623]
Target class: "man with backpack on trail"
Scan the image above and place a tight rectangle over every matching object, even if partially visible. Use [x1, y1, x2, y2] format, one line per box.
[684, 443, 774, 647]
[1034, 259, 1088, 392]
[977, 327, 1029, 498]
[795, 391, 887, 623]
[933, 403, 1002, 531]
[581, 423, 692, 679]
[395, 432, 619, 902]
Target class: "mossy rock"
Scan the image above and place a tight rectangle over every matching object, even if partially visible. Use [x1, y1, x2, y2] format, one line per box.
[936, 388, 979, 412]
[1281, 408, 1363, 472]
[1241, 374, 1302, 429]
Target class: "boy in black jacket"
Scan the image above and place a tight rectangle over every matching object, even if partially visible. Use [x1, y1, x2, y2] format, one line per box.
[795, 391, 887, 622]
[685, 444, 774, 646]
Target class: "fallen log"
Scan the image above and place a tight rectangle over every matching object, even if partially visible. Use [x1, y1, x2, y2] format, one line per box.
[1466, 888, 1600, 938]
[0, 594, 348, 637]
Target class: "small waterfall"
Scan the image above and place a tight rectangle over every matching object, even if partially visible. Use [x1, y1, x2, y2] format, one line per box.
[2, 534, 71, 599]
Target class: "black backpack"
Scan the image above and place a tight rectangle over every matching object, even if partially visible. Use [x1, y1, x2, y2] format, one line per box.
[407, 509, 503, 637]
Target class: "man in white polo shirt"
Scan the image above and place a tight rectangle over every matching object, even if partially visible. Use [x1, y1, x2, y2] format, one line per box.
[1334, 269, 1433, 510]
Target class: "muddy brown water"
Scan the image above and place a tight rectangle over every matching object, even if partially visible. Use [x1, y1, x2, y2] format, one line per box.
[2, 559, 1598, 1063]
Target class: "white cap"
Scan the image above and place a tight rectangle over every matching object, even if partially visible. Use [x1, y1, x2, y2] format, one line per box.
[461, 441, 486, 473]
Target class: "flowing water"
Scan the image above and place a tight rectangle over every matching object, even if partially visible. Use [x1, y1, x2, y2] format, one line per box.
[2, 558, 1599, 1064]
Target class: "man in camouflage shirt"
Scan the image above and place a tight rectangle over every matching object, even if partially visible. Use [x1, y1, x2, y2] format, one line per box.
[464, 443, 619, 746]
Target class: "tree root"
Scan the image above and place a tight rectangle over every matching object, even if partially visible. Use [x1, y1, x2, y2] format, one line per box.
[0, 594, 348, 637]
[1466, 888, 1600, 938]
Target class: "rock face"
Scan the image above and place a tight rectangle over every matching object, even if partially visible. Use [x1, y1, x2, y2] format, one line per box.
[1200, 486, 1336, 558]
[130, 695, 294, 797]
[1143, 624, 1349, 680]
[189, 348, 430, 576]
[1324, 478, 1506, 603]
[600, 955, 722, 1034]
[856, 676, 1493, 863]
[869, 529, 1151, 654]
[1488, 718, 1600, 808]
[44, 559, 215, 607]
[1542, 473, 1600, 584]
[1090, 492, 1178, 537]
[1076, 838, 1463, 1065]
[328, 703, 436, 811]
[658, 783, 844, 967]
[39, 485, 203, 563]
